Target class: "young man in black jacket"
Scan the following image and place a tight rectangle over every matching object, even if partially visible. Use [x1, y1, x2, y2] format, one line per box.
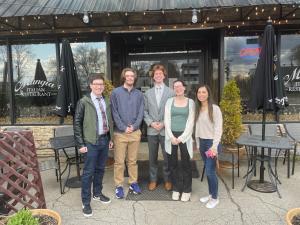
[74, 74, 113, 217]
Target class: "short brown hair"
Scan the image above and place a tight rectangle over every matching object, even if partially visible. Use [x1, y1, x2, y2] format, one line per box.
[89, 73, 105, 84]
[120, 68, 138, 85]
[150, 64, 167, 78]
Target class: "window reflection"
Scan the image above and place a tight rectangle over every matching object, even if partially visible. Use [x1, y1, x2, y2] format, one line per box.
[70, 42, 107, 95]
[225, 36, 261, 120]
[12, 43, 58, 124]
[280, 34, 300, 121]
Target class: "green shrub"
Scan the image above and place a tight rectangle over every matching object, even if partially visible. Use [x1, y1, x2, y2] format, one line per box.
[220, 79, 243, 146]
[7, 209, 39, 225]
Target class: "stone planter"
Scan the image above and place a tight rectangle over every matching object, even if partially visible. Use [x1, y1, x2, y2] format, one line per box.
[31, 209, 62, 225]
[286, 208, 300, 225]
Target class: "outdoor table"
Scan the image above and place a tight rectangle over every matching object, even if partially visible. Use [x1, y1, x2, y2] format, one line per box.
[49, 135, 81, 194]
[236, 134, 293, 198]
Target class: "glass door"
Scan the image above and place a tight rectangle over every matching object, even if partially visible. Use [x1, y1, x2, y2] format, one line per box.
[129, 50, 204, 99]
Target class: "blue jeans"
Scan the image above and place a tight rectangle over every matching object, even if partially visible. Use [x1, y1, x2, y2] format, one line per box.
[199, 138, 221, 199]
[81, 135, 109, 206]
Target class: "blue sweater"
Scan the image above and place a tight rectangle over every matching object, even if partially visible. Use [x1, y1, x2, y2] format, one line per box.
[110, 86, 144, 133]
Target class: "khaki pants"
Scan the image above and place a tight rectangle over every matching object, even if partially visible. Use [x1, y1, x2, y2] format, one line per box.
[113, 129, 141, 186]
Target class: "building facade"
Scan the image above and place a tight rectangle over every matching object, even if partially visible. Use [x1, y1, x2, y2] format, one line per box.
[0, 0, 300, 128]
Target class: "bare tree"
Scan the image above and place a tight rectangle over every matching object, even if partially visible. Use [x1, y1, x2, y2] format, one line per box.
[12, 45, 33, 81]
[73, 44, 106, 85]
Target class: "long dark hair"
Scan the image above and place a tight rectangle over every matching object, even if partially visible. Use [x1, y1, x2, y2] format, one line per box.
[195, 84, 214, 123]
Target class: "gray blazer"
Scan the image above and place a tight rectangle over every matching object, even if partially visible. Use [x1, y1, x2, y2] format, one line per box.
[144, 85, 174, 136]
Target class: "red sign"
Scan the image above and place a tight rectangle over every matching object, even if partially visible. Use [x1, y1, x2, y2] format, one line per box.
[240, 47, 261, 58]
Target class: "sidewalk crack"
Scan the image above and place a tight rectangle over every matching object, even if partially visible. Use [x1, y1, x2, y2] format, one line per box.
[219, 175, 245, 224]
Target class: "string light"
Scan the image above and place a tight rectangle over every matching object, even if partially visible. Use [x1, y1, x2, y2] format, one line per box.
[236, 8, 239, 12]
[191, 9, 197, 23]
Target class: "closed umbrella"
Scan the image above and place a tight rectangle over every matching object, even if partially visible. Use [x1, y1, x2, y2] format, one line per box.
[55, 39, 81, 117]
[249, 20, 288, 192]
[55, 39, 82, 188]
[250, 20, 288, 139]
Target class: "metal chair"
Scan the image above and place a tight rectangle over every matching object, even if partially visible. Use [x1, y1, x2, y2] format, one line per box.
[200, 146, 239, 189]
[281, 123, 300, 175]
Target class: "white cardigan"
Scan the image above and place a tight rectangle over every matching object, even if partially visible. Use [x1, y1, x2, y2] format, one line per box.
[164, 97, 195, 158]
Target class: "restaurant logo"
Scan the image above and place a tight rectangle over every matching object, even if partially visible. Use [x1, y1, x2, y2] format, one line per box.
[282, 67, 300, 92]
[15, 79, 56, 97]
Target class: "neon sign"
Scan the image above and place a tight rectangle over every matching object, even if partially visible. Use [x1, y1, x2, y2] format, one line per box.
[239, 47, 261, 59]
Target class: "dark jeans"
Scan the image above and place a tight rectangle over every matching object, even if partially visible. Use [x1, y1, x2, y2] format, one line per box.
[147, 135, 171, 182]
[199, 138, 221, 199]
[170, 131, 192, 193]
[81, 135, 109, 206]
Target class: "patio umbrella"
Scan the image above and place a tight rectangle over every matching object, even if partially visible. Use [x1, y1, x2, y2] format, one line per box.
[55, 39, 81, 117]
[54, 39, 82, 188]
[250, 20, 288, 140]
[31, 59, 47, 106]
[249, 20, 288, 187]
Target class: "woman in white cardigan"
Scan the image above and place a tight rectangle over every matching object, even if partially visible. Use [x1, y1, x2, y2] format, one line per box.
[164, 80, 195, 202]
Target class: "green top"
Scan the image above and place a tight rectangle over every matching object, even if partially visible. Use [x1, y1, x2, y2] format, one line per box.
[171, 101, 189, 132]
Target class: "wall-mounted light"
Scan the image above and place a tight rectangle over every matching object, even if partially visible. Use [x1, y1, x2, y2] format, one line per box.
[82, 12, 89, 24]
[192, 9, 198, 23]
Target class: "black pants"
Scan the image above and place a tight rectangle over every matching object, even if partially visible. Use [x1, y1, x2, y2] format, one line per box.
[170, 131, 192, 193]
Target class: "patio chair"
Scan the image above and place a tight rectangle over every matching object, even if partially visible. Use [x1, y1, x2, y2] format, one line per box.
[200, 145, 239, 189]
[281, 123, 300, 175]
[51, 125, 81, 194]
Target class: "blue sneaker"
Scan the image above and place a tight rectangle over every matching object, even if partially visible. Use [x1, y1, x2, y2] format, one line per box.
[115, 186, 124, 199]
[129, 182, 141, 194]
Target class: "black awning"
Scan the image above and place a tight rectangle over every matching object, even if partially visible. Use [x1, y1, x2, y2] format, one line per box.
[0, 0, 296, 17]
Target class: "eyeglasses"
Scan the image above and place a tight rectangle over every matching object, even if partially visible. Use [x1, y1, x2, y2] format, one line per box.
[92, 83, 104, 86]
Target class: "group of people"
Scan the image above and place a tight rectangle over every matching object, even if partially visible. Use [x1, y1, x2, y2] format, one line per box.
[74, 64, 223, 217]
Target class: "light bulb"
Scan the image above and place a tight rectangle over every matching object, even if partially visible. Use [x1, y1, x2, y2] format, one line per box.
[83, 12, 89, 24]
[192, 9, 198, 24]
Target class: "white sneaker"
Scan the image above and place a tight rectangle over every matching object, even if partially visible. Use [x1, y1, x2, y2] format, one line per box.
[172, 191, 180, 201]
[205, 198, 219, 209]
[199, 195, 211, 203]
[181, 192, 191, 202]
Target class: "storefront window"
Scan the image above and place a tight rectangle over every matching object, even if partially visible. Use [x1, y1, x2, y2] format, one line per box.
[280, 34, 300, 121]
[12, 43, 58, 124]
[0, 46, 9, 124]
[71, 42, 107, 95]
[225, 36, 267, 121]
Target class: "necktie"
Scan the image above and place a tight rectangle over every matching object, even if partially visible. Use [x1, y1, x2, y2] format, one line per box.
[96, 97, 108, 133]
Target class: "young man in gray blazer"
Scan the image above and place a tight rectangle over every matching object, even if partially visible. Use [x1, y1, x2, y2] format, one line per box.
[144, 64, 175, 191]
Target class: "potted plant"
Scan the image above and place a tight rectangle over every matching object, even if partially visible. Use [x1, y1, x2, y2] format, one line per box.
[286, 208, 300, 225]
[103, 79, 115, 168]
[219, 79, 243, 167]
[0, 208, 61, 225]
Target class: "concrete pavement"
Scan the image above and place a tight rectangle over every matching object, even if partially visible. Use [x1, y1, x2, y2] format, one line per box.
[41, 143, 300, 225]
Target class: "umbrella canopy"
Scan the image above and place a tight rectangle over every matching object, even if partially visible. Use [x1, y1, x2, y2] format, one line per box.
[55, 39, 81, 117]
[249, 21, 288, 139]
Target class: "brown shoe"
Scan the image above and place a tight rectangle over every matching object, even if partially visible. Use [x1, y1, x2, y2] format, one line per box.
[164, 182, 172, 191]
[148, 182, 157, 191]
